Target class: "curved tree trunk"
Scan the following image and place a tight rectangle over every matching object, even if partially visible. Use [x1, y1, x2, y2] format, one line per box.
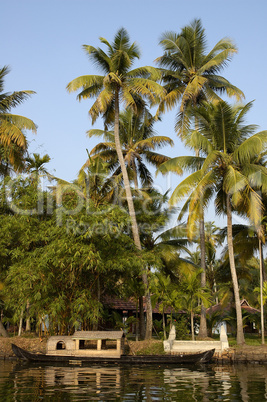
[114, 90, 153, 339]
[226, 194, 245, 345]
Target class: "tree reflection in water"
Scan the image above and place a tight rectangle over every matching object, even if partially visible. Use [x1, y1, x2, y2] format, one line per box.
[1, 361, 267, 401]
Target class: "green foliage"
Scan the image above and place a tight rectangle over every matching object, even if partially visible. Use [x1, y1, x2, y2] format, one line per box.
[173, 316, 190, 340]
[0, 176, 155, 334]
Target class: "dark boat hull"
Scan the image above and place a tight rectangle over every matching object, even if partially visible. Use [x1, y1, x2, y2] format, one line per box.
[11, 344, 214, 365]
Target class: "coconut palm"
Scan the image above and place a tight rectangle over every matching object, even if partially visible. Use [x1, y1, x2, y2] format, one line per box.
[179, 268, 212, 341]
[156, 18, 244, 130]
[156, 19, 244, 337]
[67, 28, 165, 338]
[26, 153, 51, 185]
[0, 66, 37, 172]
[86, 108, 173, 189]
[159, 100, 267, 344]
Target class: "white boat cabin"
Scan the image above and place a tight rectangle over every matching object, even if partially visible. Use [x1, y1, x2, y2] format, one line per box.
[46, 331, 125, 358]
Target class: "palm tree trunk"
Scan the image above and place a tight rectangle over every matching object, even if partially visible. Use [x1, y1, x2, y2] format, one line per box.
[114, 89, 153, 339]
[0, 320, 8, 337]
[25, 300, 31, 332]
[162, 307, 166, 340]
[139, 296, 145, 340]
[191, 310, 195, 341]
[198, 213, 207, 338]
[195, 137, 207, 338]
[226, 194, 245, 345]
[259, 237, 265, 345]
[18, 308, 24, 337]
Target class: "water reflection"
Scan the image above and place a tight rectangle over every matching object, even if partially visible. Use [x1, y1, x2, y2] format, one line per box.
[1, 360, 267, 401]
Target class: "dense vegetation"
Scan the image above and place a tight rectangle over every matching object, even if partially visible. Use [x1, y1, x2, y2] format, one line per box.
[0, 20, 267, 345]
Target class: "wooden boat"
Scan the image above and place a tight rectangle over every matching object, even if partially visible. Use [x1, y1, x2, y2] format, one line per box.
[11, 344, 215, 365]
[12, 330, 215, 365]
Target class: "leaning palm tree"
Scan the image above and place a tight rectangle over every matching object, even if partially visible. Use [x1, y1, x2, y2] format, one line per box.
[156, 19, 244, 337]
[0, 66, 37, 172]
[67, 28, 165, 338]
[86, 108, 173, 189]
[159, 100, 267, 344]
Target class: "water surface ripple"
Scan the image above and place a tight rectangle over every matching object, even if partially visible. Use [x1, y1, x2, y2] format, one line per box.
[1, 360, 267, 401]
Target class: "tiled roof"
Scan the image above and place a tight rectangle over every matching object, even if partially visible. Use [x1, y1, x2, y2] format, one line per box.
[206, 300, 260, 315]
[102, 295, 186, 314]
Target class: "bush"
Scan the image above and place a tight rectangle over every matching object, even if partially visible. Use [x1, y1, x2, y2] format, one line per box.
[173, 316, 190, 340]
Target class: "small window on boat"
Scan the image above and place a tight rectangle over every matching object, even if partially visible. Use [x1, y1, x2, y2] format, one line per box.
[56, 341, 66, 350]
[101, 339, 117, 350]
[79, 340, 97, 349]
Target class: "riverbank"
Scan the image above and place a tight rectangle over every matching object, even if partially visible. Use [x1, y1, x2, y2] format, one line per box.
[1, 336, 267, 364]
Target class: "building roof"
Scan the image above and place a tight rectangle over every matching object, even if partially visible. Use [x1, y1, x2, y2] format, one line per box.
[72, 331, 125, 340]
[103, 295, 185, 314]
[206, 299, 260, 315]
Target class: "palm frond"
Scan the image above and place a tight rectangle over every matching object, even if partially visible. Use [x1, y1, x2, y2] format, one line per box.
[66, 75, 104, 95]
[233, 131, 267, 164]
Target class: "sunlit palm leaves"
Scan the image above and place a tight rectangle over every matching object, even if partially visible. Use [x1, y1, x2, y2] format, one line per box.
[0, 66, 37, 172]
[87, 109, 173, 188]
[156, 19, 244, 133]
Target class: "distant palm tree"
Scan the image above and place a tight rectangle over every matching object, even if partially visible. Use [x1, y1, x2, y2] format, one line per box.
[0, 66, 37, 173]
[67, 28, 165, 338]
[26, 153, 51, 181]
[179, 268, 211, 341]
[87, 109, 173, 189]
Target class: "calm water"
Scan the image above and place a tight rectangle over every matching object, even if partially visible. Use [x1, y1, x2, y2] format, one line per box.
[0, 360, 267, 401]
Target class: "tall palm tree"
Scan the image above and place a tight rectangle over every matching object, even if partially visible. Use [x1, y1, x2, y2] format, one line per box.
[87, 109, 173, 189]
[156, 19, 244, 130]
[0, 66, 37, 172]
[156, 19, 244, 337]
[67, 28, 165, 338]
[159, 100, 267, 344]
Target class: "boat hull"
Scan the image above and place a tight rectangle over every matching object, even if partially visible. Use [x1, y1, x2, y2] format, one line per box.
[11, 344, 214, 365]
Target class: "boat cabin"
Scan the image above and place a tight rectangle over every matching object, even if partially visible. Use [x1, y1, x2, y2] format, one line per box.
[46, 331, 125, 358]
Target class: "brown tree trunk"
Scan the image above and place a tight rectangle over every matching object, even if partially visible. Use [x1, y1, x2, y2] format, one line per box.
[226, 194, 245, 345]
[0, 320, 8, 337]
[162, 308, 166, 340]
[139, 296, 145, 340]
[25, 300, 31, 332]
[114, 89, 153, 339]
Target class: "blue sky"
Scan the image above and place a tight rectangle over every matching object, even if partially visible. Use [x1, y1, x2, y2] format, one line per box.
[2, 0, 267, 225]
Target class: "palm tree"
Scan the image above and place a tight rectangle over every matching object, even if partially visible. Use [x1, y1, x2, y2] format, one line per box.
[159, 100, 267, 344]
[156, 19, 244, 130]
[179, 268, 211, 341]
[0, 66, 37, 172]
[156, 19, 244, 337]
[26, 153, 51, 186]
[66, 28, 165, 338]
[87, 108, 173, 189]
[78, 154, 119, 207]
